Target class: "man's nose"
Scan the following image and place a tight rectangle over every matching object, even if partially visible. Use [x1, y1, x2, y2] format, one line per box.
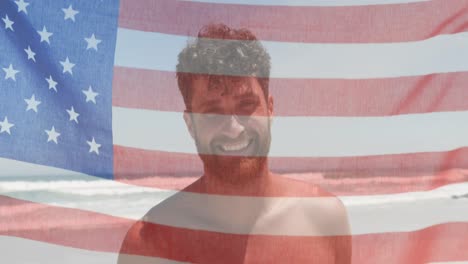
[222, 115, 245, 139]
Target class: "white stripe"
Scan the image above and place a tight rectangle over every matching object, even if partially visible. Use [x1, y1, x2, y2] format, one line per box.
[1, 237, 465, 264]
[0, 236, 182, 264]
[1, 159, 467, 235]
[115, 28, 468, 79]
[136, 182, 468, 236]
[0, 158, 174, 220]
[112, 107, 468, 157]
[183, 0, 429, 6]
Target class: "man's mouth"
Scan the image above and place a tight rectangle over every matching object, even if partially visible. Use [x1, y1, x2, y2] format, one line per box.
[215, 138, 255, 156]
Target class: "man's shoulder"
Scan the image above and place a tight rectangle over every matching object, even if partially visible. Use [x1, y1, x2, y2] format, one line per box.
[272, 175, 350, 233]
[117, 219, 150, 263]
[118, 193, 181, 259]
[119, 215, 157, 252]
[117, 210, 173, 263]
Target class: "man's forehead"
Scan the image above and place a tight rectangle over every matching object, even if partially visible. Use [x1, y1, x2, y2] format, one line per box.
[192, 75, 261, 98]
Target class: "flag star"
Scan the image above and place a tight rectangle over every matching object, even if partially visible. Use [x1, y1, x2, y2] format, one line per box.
[3, 64, 20, 81]
[15, 0, 30, 14]
[84, 34, 102, 51]
[60, 57, 75, 75]
[62, 5, 79, 22]
[66, 106, 79, 123]
[45, 126, 60, 144]
[37, 26, 53, 44]
[82, 86, 98, 104]
[0, 117, 14, 135]
[2, 15, 14, 31]
[87, 137, 101, 155]
[46, 75, 58, 92]
[25, 94, 41, 112]
[24, 46, 36, 62]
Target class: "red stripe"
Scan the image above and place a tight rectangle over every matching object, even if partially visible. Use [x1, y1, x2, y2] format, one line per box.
[2, 196, 467, 263]
[120, 218, 352, 264]
[112, 67, 468, 116]
[353, 224, 468, 264]
[113, 145, 468, 195]
[0, 196, 131, 253]
[118, 0, 468, 43]
[91, 216, 468, 263]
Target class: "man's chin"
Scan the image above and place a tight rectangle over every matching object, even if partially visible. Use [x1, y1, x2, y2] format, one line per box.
[200, 154, 267, 185]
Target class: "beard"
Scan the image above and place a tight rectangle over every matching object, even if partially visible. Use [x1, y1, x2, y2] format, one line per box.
[194, 125, 272, 185]
[200, 155, 268, 185]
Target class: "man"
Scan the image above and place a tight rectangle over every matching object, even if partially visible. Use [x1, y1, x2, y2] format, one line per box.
[118, 24, 351, 264]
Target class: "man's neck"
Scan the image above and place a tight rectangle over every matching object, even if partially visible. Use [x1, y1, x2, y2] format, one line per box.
[199, 164, 274, 196]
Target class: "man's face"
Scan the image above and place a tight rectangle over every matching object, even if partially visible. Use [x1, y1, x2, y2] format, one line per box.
[184, 75, 273, 183]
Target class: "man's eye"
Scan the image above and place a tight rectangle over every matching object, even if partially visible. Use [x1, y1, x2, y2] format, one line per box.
[235, 102, 257, 116]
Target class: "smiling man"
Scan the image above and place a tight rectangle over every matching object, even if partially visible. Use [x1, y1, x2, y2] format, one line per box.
[182, 74, 273, 194]
[118, 24, 351, 264]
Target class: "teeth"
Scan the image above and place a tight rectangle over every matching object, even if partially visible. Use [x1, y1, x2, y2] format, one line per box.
[221, 140, 249, 152]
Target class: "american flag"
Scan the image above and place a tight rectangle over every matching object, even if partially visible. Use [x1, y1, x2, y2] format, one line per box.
[1, 0, 468, 263]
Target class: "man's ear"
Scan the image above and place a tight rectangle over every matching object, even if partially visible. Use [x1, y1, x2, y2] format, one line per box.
[183, 110, 195, 139]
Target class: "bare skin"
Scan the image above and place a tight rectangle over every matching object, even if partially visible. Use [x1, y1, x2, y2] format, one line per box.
[117, 76, 351, 263]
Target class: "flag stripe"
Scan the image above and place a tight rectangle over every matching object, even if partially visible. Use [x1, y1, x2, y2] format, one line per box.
[0, 196, 130, 253]
[112, 107, 468, 157]
[2, 165, 468, 235]
[5, 156, 466, 200]
[2, 234, 467, 264]
[431, 261, 468, 264]
[0, 236, 181, 264]
[115, 28, 468, 79]
[113, 67, 468, 116]
[116, 170, 468, 197]
[2, 194, 468, 262]
[0, 237, 122, 264]
[183, 0, 430, 6]
[111, 183, 468, 235]
[2, 165, 467, 262]
[114, 145, 468, 188]
[2, 194, 465, 264]
[352, 224, 468, 263]
[118, 0, 468, 43]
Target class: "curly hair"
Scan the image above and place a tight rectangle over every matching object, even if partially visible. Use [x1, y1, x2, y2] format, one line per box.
[176, 23, 271, 111]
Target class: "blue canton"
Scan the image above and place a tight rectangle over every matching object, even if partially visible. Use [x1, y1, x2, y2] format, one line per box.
[0, 0, 120, 178]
